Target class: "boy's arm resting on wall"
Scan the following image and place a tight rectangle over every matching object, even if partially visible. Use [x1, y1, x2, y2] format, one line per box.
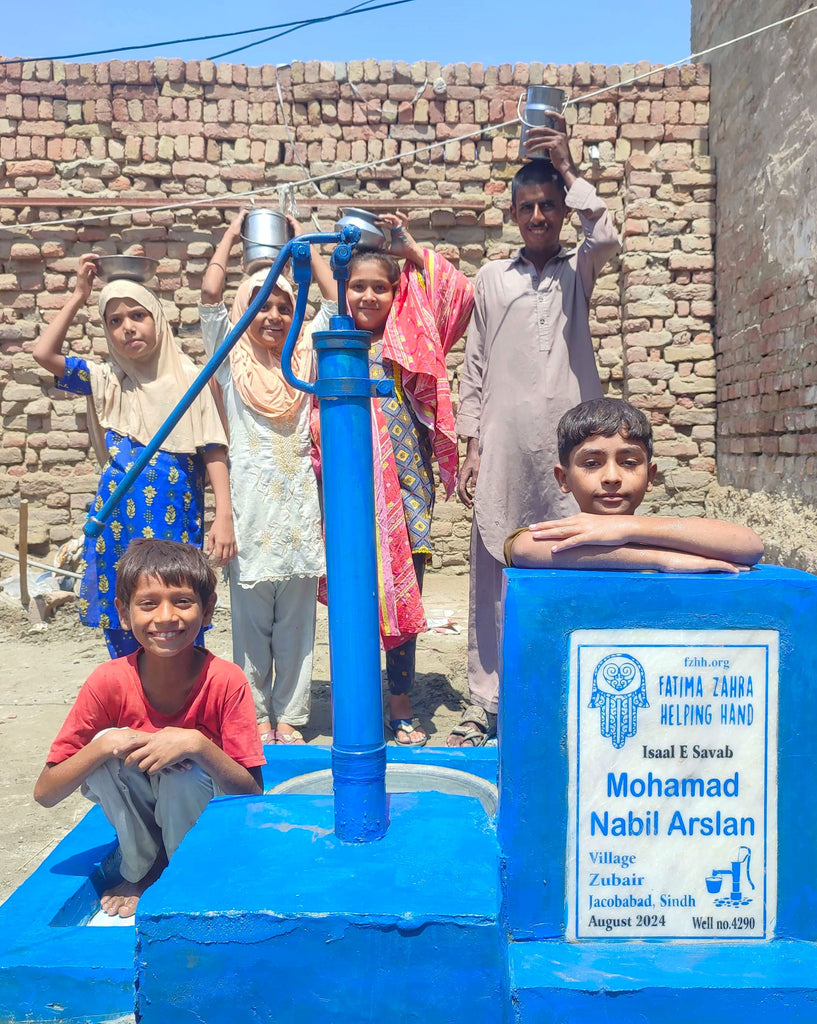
[34, 729, 153, 808]
[532, 514, 764, 565]
[508, 529, 751, 575]
[525, 513, 764, 566]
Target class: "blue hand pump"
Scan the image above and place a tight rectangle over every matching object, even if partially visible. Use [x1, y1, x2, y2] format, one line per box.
[84, 227, 390, 843]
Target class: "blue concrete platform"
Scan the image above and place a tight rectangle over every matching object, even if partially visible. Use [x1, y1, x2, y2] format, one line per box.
[0, 745, 498, 1022]
[508, 939, 817, 1022]
[0, 807, 133, 1023]
[135, 791, 502, 1023]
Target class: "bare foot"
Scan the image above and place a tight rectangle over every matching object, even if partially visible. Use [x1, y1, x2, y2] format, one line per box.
[99, 879, 149, 918]
[100, 852, 167, 918]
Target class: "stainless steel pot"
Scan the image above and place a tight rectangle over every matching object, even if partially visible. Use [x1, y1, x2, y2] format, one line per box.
[94, 254, 159, 283]
[241, 209, 290, 273]
[519, 86, 566, 160]
[334, 207, 387, 250]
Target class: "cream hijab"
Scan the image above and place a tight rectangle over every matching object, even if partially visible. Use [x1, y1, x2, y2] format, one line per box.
[86, 281, 227, 463]
[228, 270, 313, 423]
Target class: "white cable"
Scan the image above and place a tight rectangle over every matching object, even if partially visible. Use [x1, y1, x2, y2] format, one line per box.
[14, 115, 521, 230]
[7, 4, 816, 233]
[564, 4, 817, 106]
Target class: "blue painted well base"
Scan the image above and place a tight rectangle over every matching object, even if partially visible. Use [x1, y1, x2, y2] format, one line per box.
[0, 746, 498, 1022]
[135, 792, 502, 1023]
[0, 807, 134, 1022]
[508, 939, 817, 1022]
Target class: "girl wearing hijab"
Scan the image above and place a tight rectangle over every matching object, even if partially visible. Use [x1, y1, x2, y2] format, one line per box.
[34, 253, 235, 658]
[200, 216, 324, 745]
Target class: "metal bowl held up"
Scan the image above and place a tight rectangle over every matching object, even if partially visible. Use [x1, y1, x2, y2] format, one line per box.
[242, 209, 290, 274]
[334, 207, 387, 250]
[519, 85, 567, 160]
[94, 255, 159, 284]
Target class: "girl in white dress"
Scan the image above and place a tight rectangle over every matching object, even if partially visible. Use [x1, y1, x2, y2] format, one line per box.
[199, 214, 324, 744]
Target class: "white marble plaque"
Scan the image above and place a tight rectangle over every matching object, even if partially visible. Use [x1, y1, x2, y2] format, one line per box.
[567, 629, 778, 941]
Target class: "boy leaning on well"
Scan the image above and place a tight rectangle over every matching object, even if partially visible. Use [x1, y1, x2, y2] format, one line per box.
[505, 398, 764, 572]
[34, 538, 265, 919]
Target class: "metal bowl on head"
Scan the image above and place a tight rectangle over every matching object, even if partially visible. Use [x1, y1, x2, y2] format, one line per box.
[94, 255, 159, 284]
[334, 207, 387, 250]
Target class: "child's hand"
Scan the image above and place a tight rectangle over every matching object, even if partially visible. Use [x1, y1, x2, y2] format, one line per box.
[206, 514, 237, 567]
[123, 727, 203, 775]
[286, 213, 306, 238]
[104, 728, 154, 760]
[74, 253, 99, 302]
[377, 211, 416, 259]
[655, 551, 751, 575]
[528, 513, 633, 552]
[227, 208, 249, 239]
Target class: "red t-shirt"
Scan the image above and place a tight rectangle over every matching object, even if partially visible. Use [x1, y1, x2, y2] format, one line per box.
[47, 651, 266, 770]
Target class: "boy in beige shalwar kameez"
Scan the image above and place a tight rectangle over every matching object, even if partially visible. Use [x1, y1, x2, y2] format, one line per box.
[449, 116, 620, 746]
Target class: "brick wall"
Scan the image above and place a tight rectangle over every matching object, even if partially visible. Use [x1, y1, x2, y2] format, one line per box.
[692, 1, 817, 500]
[0, 57, 715, 569]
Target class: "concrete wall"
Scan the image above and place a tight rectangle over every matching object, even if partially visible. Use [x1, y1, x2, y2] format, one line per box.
[0, 57, 715, 569]
[692, 1, 817, 569]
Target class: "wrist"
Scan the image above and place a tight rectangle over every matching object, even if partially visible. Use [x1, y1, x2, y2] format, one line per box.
[405, 242, 425, 267]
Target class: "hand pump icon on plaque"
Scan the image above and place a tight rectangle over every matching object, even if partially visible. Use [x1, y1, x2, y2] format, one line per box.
[706, 846, 755, 907]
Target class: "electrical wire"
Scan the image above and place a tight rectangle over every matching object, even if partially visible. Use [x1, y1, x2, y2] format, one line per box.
[4, 4, 816, 232]
[206, 0, 414, 61]
[0, 0, 413, 66]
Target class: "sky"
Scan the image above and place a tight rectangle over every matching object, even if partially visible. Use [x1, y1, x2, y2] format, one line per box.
[2, 0, 692, 67]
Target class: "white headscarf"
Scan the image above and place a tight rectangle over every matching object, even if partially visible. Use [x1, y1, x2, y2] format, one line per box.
[84, 281, 227, 462]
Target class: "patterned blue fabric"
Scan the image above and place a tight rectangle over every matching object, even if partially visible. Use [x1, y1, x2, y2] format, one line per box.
[57, 357, 208, 633]
[369, 339, 435, 554]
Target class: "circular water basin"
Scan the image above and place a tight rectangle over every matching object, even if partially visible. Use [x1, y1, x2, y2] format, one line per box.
[271, 763, 497, 815]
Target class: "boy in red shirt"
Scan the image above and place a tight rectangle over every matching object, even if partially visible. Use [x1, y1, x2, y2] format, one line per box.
[35, 538, 264, 918]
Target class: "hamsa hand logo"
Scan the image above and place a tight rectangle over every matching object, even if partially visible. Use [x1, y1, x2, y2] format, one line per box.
[589, 653, 649, 749]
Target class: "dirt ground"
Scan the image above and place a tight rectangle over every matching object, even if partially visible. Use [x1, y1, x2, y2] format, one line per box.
[0, 569, 470, 906]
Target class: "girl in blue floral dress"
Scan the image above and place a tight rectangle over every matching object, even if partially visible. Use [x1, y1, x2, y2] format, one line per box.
[33, 254, 235, 658]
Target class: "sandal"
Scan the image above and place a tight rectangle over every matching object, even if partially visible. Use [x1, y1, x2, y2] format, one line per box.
[446, 705, 496, 748]
[271, 727, 305, 745]
[387, 718, 428, 748]
[259, 730, 277, 745]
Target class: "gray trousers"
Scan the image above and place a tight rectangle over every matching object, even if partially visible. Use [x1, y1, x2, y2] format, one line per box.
[229, 568, 318, 728]
[466, 523, 505, 715]
[84, 755, 218, 883]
